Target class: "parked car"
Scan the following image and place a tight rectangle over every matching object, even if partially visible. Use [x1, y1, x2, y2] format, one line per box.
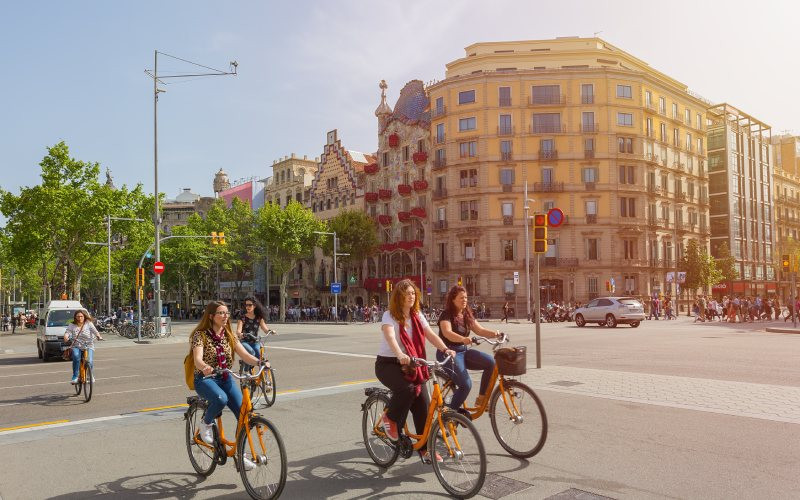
[573, 297, 645, 328]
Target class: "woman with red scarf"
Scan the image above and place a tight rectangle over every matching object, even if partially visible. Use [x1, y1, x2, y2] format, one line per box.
[191, 301, 263, 448]
[375, 279, 456, 464]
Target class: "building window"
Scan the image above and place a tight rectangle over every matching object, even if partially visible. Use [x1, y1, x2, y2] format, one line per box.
[502, 239, 516, 261]
[673, 128, 679, 147]
[504, 278, 514, 294]
[464, 241, 475, 261]
[617, 113, 633, 127]
[502, 202, 513, 217]
[697, 138, 703, 154]
[532, 113, 561, 133]
[696, 113, 702, 130]
[437, 206, 446, 222]
[618, 137, 633, 153]
[685, 108, 691, 125]
[582, 112, 595, 132]
[382, 152, 389, 167]
[439, 279, 448, 294]
[585, 199, 597, 215]
[459, 117, 477, 131]
[686, 132, 692, 150]
[616, 85, 632, 98]
[588, 276, 598, 294]
[500, 168, 514, 186]
[619, 197, 636, 217]
[623, 240, 637, 259]
[540, 138, 555, 154]
[584, 138, 594, 154]
[646, 117, 653, 137]
[459, 141, 477, 158]
[582, 167, 598, 183]
[498, 114, 512, 134]
[587, 238, 599, 260]
[459, 169, 478, 188]
[659, 96, 666, 114]
[660, 123, 667, 142]
[500, 140, 512, 156]
[581, 83, 594, 103]
[672, 103, 678, 119]
[531, 85, 561, 104]
[403, 145, 410, 162]
[460, 200, 478, 220]
[458, 90, 475, 104]
[499, 86, 511, 106]
[619, 165, 634, 184]
[645, 91, 652, 107]
[435, 148, 446, 163]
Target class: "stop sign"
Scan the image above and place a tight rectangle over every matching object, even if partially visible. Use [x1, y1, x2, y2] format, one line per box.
[153, 261, 165, 275]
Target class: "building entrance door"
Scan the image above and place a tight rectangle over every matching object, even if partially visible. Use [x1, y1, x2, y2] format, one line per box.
[540, 279, 563, 303]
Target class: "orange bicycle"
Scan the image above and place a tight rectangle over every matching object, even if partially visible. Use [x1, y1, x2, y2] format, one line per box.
[185, 366, 287, 500]
[362, 354, 487, 498]
[71, 349, 93, 403]
[239, 330, 276, 408]
[438, 334, 547, 458]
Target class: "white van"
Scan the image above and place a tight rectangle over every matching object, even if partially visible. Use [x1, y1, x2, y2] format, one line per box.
[36, 300, 86, 361]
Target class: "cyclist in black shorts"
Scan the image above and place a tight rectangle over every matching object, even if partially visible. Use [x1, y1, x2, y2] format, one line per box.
[236, 296, 271, 365]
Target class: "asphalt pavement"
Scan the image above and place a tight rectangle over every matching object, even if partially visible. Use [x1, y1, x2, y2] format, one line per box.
[0, 317, 797, 499]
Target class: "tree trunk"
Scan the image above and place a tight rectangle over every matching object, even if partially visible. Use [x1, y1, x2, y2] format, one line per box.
[279, 272, 288, 322]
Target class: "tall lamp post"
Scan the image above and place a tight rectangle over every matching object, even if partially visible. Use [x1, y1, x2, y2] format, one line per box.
[314, 231, 349, 323]
[145, 51, 237, 320]
[523, 182, 536, 321]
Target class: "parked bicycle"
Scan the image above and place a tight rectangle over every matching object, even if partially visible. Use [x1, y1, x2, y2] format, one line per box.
[437, 334, 547, 458]
[185, 365, 287, 500]
[239, 330, 277, 409]
[362, 354, 487, 498]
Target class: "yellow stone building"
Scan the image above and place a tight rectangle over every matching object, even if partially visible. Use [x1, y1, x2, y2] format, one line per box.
[771, 134, 800, 298]
[426, 37, 710, 311]
[263, 154, 318, 208]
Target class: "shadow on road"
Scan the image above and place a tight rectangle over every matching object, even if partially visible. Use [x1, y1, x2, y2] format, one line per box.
[47, 472, 237, 499]
[0, 355, 54, 367]
[0, 391, 84, 407]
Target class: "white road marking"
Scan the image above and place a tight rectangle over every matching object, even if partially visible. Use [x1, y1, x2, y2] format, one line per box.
[266, 346, 374, 359]
[0, 374, 140, 390]
[100, 385, 183, 396]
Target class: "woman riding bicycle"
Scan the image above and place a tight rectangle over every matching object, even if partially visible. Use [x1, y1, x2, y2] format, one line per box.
[375, 279, 455, 464]
[191, 301, 264, 449]
[437, 286, 500, 418]
[236, 296, 271, 365]
[63, 309, 103, 384]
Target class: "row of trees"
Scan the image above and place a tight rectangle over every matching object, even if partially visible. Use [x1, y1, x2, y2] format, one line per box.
[0, 142, 380, 320]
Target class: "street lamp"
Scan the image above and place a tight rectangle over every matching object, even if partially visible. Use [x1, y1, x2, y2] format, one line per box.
[314, 231, 349, 323]
[523, 182, 536, 321]
[145, 51, 237, 321]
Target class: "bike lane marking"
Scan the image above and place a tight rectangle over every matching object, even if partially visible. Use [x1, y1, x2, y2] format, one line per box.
[0, 374, 140, 390]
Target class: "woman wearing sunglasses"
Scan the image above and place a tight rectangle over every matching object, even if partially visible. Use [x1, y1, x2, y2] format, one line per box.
[236, 296, 271, 364]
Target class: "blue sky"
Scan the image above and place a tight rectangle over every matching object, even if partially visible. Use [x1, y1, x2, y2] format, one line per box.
[1, 0, 798, 202]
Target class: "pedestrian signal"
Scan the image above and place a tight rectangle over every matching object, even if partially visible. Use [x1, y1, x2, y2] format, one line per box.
[533, 213, 548, 253]
[783, 255, 790, 272]
[457, 276, 463, 287]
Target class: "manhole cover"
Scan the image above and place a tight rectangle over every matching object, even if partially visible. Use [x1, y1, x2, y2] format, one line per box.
[478, 473, 533, 499]
[545, 488, 616, 500]
[549, 380, 583, 387]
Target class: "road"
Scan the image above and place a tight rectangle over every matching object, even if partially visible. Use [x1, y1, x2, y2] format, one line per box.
[0, 317, 798, 499]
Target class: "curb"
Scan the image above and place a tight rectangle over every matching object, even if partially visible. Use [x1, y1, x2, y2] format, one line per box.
[765, 328, 800, 334]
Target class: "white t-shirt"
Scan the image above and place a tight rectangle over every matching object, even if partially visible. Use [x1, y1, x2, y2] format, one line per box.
[376, 310, 430, 358]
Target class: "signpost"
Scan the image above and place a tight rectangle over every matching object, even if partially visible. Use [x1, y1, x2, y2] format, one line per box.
[153, 261, 165, 275]
[330, 282, 342, 294]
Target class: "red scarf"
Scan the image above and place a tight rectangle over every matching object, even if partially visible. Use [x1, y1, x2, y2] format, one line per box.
[208, 329, 229, 381]
[397, 312, 429, 395]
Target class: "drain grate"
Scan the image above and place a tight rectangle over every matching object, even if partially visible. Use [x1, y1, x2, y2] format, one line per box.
[478, 473, 534, 499]
[545, 488, 616, 500]
[548, 380, 583, 387]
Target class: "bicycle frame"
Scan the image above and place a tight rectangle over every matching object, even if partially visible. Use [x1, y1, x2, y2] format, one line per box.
[459, 367, 521, 420]
[79, 349, 88, 383]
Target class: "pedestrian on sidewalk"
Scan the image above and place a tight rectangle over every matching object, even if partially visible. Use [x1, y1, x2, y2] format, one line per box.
[501, 302, 509, 323]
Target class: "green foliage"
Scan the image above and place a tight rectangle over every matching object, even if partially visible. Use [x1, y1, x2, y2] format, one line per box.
[714, 241, 738, 283]
[322, 210, 379, 265]
[682, 239, 726, 294]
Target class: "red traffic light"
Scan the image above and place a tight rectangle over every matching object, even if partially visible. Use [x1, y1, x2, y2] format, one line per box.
[533, 213, 547, 226]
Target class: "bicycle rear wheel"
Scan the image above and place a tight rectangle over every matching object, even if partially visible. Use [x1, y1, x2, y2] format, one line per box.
[361, 392, 399, 468]
[237, 415, 286, 500]
[489, 380, 547, 458]
[429, 411, 486, 498]
[185, 401, 218, 476]
[83, 365, 93, 402]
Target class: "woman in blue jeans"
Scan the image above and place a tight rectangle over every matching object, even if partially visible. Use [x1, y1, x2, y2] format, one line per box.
[191, 301, 264, 449]
[236, 296, 271, 365]
[63, 310, 104, 384]
[436, 286, 501, 419]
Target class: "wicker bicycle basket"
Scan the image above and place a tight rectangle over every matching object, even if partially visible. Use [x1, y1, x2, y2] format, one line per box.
[494, 346, 526, 376]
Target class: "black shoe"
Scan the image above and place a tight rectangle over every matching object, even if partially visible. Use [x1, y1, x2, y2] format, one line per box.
[456, 408, 472, 421]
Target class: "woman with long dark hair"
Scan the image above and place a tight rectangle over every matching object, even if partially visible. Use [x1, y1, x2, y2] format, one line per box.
[437, 286, 500, 417]
[236, 296, 271, 363]
[375, 279, 455, 464]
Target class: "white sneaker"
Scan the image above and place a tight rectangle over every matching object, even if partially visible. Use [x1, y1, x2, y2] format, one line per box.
[70, 378, 78, 385]
[91, 376, 96, 383]
[242, 456, 256, 471]
[198, 421, 214, 444]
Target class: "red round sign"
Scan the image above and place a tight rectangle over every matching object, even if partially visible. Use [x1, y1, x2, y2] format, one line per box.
[547, 208, 565, 227]
[153, 261, 165, 275]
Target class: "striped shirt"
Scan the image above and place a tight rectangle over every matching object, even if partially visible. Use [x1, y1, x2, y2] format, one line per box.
[65, 322, 101, 350]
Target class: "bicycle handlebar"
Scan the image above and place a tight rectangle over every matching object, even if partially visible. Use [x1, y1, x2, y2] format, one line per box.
[204, 364, 266, 381]
[409, 353, 453, 369]
[470, 332, 509, 350]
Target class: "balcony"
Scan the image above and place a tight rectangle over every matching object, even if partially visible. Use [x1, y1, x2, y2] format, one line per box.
[586, 214, 597, 224]
[412, 179, 428, 192]
[364, 163, 379, 175]
[538, 150, 558, 160]
[503, 215, 514, 225]
[378, 189, 392, 200]
[432, 106, 446, 118]
[699, 195, 708, 204]
[365, 192, 379, 203]
[647, 216, 660, 227]
[647, 185, 662, 195]
[500, 151, 513, 161]
[435, 134, 446, 145]
[433, 157, 447, 169]
[499, 97, 512, 107]
[660, 218, 671, 229]
[410, 207, 427, 218]
[433, 260, 449, 271]
[433, 220, 448, 231]
[497, 125, 514, 136]
[644, 153, 660, 164]
[397, 184, 412, 196]
[529, 95, 565, 106]
[581, 95, 594, 104]
[432, 187, 448, 200]
[534, 182, 564, 192]
[580, 123, 599, 133]
[675, 221, 687, 233]
[397, 211, 411, 223]
[584, 182, 596, 191]
[502, 184, 513, 192]
[531, 124, 566, 134]
[675, 192, 687, 202]
[645, 103, 658, 113]
[584, 150, 595, 159]
[388, 134, 400, 148]
[377, 214, 392, 226]
[412, 151, 428, 164]
[544, 257, 580, 268]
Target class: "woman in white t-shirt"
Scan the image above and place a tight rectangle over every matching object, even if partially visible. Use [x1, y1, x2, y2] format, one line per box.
[375, 279, 455, 464]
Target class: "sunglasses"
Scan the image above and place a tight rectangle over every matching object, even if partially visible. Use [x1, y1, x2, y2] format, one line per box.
[245, 303, 254, 307]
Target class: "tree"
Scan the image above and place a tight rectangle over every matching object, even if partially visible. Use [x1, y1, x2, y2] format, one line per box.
[323, 210, 379, 297]
[681, 239, 704, 295]
[255, 201, 325, 321]
[714, 241, 738, 284]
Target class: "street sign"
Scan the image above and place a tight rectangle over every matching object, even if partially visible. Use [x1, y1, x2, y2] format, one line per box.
[153, 261, 165, 275]
[513, 271, 520, 285]
[547, 207, 565, 227]
[330, 282, 342, 294]
[349, 275, 356, 284]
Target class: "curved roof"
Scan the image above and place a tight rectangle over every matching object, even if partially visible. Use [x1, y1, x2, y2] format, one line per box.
[390, 80, 429, 126]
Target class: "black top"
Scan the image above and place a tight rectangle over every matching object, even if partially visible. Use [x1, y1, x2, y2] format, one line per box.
[241, 315, 260, 341]
[437, 310, 472, 348]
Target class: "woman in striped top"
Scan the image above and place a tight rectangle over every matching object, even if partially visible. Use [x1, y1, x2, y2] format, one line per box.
[62, 310, 103, 384]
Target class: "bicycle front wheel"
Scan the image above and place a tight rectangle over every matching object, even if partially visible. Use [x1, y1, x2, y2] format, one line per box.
[237, 415, 287, 500]
[83, 365, 93, 402]
[429, 411, 486, 498]
[185, 401, 218, 476]
[257, 368, 276, 408]
[489, 380, 547, 458]
[361, 391, 399, 468]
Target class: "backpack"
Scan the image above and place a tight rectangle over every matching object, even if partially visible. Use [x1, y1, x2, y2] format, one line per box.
[184, 347, 195, 390]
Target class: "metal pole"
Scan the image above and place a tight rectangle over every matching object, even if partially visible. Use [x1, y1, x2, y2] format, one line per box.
[107, 215, 112, 316]
[333, 232, 338, 323]
[534, 253, 541, 369]
[153, 50, 163, 321]
[673, 209, 680, 317]
[792, 272, 797, 329]
[419, 257, 424, 309]
[524, 182, 531, 321]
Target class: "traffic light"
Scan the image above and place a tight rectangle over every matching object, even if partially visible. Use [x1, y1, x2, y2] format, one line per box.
[783, 255, 790, 273]
[533, 213, 548, 253]
[211, 231, 218, 244]
[385, 279, 392, 293]
[605, 281, 611, 292]
[457, 276, 463, 287]
[218, 232, 226, 245]
[136, 267, 145, 287]
[211, 232, 227, 245]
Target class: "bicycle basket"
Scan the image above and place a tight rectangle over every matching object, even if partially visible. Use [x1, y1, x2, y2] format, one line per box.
[495, 346, 526, 376]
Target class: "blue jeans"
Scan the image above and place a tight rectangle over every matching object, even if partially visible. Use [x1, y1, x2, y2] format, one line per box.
[71, 348, 93, 379]
[194, 373, 243, 425]
[241, 340, 260, 368]
[436, 346, 495, 410]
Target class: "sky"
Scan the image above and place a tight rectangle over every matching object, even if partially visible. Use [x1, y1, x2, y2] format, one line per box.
[1, 0, 798, 204]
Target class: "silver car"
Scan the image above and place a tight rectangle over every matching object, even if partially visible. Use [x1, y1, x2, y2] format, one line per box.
[573, 297, 645, 328]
